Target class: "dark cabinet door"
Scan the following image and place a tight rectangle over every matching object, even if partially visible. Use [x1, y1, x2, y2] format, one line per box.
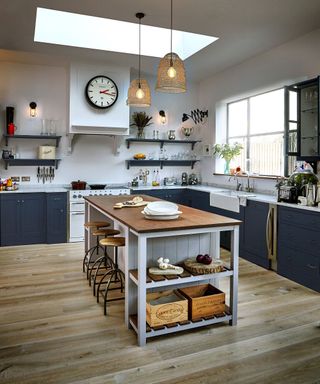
[277, 206, 320, 292]
[132, 189, 188, 205]
[188, 190, 210, 211]
[242, 200, 270, 269]
[46, 193, 67, 244]
[1, 195, 21, 245]
[284, 76, 320, 174]
[1, 193, 45, 246]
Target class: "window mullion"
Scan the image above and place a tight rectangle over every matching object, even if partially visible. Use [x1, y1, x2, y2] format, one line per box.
[247, 98, 250, 172]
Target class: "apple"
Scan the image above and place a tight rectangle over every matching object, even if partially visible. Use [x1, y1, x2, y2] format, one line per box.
[196, 254, 204, 263]
[201, 254, 212, 265]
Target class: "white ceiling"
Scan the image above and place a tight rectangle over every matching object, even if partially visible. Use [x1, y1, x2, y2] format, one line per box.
[1, 0, 320, 82]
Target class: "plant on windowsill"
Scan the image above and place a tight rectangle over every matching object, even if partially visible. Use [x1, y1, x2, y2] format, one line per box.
[130, 112, 153, 139]
[212, 142, 243, 174]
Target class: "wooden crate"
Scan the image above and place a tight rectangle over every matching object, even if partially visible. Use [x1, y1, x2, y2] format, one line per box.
[178, 284, 225, 320]
[146, 290, 188, 327]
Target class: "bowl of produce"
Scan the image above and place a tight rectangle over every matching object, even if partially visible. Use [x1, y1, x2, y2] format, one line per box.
[133, 153, 146, 160]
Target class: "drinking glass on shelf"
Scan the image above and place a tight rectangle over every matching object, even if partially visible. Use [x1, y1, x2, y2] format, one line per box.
[49, 120, 58, 136]
[41, 119, 49, 135]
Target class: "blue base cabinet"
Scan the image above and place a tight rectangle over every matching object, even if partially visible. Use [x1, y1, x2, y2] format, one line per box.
[0, 192, 67, 246]
[46, 193, 67, 244]
[277, 206, 320, 292]
[0, 193, 46, 246]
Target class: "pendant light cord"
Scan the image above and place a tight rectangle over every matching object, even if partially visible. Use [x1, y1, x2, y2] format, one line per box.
[170, 0, 173, 66]
[138, 15, 142, 88]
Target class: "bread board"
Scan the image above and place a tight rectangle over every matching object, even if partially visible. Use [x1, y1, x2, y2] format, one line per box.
[113, 201, 148, 209]
[183, 258, 224, 274]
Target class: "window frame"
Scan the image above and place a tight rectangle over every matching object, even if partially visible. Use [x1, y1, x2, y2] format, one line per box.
[226, 87, 285, 176]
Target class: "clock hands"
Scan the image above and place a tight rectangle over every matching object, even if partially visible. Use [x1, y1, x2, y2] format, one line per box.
[99, 90, 116, 96]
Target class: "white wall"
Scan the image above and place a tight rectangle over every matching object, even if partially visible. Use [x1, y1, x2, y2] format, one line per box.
[199, 28, 320, 192]
[0, 58, 200, 185]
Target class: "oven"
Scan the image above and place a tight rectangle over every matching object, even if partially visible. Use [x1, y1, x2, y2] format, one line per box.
[68, 186, 130, 242]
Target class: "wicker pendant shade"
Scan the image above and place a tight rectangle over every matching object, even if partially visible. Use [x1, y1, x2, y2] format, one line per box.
[127, 12, 151, 107]
[155, 53, 186, 93]
[127, 79, 151, 107]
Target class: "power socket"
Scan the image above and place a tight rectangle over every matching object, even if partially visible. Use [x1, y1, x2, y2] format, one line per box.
[11, 176, 20, 182]
[21, 176, 31, 182]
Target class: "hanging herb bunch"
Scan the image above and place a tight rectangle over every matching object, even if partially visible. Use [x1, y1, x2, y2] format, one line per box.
[130, 112, 153, 138]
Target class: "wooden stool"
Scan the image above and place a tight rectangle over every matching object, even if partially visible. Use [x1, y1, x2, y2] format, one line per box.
[89, 228, 121, 295]
[97, 237, 125, 315]
[82, 221, 110, 277]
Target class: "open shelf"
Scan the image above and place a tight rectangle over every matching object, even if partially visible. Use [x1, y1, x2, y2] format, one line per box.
[129, 308, 232, 338]
[126, 138, 201, 150]
[126, 159, 199, 169]
[129, 267, 233, 289]
[2, 158, 61, 170]
[3, 134, 62, 147]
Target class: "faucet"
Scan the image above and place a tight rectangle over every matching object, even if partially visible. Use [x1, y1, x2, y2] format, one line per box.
[228, 174, 242, 191]
[244, 172, 253, 192]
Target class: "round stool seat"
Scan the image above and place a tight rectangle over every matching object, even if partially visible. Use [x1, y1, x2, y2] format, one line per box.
[84, 221, 110, 229]
[100, 237, 125, 247]
[92, 228, 121, 237]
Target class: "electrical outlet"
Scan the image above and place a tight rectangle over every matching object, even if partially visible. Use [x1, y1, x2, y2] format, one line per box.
[11, 176, 20, 182]
[21, 176, 31, 182]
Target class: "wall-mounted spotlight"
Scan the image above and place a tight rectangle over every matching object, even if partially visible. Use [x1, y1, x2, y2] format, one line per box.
[29, 102, 37, 117]
[182, 109, 208, 125]
[159, 110, 167, 124]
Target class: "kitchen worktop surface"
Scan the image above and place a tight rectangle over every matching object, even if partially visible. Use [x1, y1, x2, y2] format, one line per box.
[85, 195, 241, 233]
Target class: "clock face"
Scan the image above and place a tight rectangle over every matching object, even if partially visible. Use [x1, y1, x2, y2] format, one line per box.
[85, 75, 119, 109]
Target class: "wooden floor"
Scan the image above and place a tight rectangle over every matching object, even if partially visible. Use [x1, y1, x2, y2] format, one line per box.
[0, 244, 320, 384]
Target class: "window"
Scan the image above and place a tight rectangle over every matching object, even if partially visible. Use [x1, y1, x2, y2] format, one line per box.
[227, 88, 285, 176]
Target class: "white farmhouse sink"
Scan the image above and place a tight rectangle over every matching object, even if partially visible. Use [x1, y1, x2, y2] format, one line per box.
[209, 190, 256, 213]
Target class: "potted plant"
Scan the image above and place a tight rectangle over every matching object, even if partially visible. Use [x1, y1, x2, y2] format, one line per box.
[130, 112, 153, 138]
[212, 142, 243, 174]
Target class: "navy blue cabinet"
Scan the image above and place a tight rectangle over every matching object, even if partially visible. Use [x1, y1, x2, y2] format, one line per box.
[132, 188, 188, 205]
[0, 193, 46, 246]
[241, 200, 270, 269]
[277, 206, 320, 292]
[46, 193, 67, 244]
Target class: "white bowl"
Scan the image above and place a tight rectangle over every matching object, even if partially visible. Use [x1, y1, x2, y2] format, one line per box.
[144, 207, 181, 216]
[146, 201, 179, 215]
[141, 211, 181, 220]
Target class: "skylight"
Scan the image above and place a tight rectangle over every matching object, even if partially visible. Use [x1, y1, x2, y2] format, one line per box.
[34, 8, 218, 60]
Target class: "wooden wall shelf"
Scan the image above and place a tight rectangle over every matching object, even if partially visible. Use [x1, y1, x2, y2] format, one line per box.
[126, 138, 201, 150]
[3, 134, 62, 147]
[2, 159, 61, 170]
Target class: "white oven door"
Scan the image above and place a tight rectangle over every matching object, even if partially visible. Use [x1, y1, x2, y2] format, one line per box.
[69, 211, 85, 242]
[70, 201, 85, 212]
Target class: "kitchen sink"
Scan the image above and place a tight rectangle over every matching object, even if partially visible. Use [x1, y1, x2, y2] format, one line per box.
[209, 190, 255, 213]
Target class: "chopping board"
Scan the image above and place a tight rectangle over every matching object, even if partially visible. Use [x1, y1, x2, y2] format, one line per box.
[113, 201, 148, 209]
[184, 258, 224, 274]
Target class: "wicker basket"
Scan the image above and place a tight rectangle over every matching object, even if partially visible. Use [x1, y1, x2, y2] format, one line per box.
[183, 258, 224, 275]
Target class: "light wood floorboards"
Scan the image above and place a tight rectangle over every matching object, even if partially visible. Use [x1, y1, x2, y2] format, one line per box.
[0, 243, 319, 384]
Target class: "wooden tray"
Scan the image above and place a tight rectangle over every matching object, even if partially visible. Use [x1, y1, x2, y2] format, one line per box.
[183, 258, 224, 274]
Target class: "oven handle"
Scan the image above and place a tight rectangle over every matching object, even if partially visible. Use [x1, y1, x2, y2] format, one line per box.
[70, 212, 85, 216]
[70, 202, 85, 205]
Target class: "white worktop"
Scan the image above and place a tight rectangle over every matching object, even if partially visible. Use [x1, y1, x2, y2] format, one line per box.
[131, 184, 320, 213]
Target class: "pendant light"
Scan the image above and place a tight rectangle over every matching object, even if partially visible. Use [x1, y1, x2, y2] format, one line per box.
[127, 13, 151, 107]
[155, 0, 186, 93]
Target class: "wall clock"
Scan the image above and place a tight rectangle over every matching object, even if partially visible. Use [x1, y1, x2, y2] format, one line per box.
[85, 75, 119, 109]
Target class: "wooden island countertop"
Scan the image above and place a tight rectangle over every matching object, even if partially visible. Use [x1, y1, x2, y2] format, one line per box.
[84, 195, 241, 233]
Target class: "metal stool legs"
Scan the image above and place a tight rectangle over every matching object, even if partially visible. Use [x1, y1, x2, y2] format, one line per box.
[97, 244, 125, 316]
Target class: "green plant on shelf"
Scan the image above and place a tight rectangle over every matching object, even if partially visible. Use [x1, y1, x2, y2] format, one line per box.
[212, 142, 243, 174]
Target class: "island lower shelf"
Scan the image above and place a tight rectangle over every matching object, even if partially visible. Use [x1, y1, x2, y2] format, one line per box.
[129, 308, 232, 338]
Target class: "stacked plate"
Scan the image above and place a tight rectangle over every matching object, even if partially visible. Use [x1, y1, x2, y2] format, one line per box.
[142, 201, 182, 220]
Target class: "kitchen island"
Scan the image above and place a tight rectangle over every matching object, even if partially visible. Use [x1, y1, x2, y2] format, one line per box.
[84, 195, 241, 346]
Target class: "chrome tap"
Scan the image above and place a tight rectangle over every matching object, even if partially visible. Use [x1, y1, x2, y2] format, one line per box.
[228, 174, 242, 191]
[244, 172, 253, 192]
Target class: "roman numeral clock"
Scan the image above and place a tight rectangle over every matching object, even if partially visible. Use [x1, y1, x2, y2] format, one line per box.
[85, 75, 119, 109]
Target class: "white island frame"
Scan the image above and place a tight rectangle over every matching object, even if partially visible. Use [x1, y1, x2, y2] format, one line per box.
[85, 196, 240, 347]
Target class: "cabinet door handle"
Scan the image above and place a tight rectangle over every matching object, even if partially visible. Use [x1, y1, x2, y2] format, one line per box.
[17, 200, 20, 203]
[21, 200, 24, 203]
[265, 206, 273, 257]
[307, 264, 317, 269]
